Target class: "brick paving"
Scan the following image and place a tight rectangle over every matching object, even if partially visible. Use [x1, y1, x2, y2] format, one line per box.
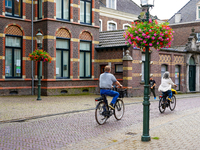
[0, 93, 200, 150]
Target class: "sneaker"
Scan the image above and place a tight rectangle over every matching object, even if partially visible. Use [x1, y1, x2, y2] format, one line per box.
[168, 98, 171, 102]
[108, 103, 115, 110]
[154, 97, 156, 100]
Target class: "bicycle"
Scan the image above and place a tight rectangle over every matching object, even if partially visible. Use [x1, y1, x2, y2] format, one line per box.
[95, 88, 126, 125]
[158, 88, 177, 113]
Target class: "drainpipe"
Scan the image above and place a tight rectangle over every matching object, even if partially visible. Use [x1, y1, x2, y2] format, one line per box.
[31, 0, 34, 95]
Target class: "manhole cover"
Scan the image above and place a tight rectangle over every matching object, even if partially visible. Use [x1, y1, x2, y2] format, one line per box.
[125, 132, 137, 136]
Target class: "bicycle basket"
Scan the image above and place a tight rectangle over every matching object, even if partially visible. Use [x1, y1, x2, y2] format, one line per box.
[118, 89, 127, 98]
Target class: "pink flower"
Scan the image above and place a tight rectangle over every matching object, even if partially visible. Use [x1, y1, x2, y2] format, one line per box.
[149, 43, 153, 46]
[143, 40, 147, 44]
[157, 42, 159, 45]
[138, 29, 142, 32]
[135, 31, 138, 34]
[147, 35, 150, 39]
[149, 19, 152, 23]
[154, 33, 157, 36]
[152, 37, 155, 40]
[142, 33, 146, 36]
[149, 29, 152, 32]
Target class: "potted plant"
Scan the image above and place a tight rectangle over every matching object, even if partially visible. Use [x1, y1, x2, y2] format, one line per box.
[29, 49, 52, 63]
[123, 19, 174, 51]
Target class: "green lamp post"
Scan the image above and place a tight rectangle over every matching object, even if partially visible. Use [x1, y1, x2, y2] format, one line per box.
[35, 29, 43, 100]
[140, 0, 155, 142]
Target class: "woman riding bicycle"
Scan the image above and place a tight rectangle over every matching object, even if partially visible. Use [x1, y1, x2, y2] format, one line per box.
[158, 71, 177, 101]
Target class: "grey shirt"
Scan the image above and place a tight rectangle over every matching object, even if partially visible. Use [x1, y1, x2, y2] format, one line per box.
[99, 72, 117, 89]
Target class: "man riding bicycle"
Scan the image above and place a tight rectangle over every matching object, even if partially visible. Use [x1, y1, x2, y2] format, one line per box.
[99, 65, 123, 110]
[158, 71, 177, 101]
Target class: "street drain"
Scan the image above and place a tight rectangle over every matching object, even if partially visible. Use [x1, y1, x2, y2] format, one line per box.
[125, 132, 137, 136]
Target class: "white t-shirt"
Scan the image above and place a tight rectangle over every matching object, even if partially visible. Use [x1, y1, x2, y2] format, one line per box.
[158, 78, 175, 92]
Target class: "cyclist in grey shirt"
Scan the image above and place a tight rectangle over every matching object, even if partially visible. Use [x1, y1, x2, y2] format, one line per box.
[99, 65, 123, 109]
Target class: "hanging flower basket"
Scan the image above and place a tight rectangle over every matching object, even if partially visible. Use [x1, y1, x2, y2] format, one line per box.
[29, 49, 52, 63]
[123, 19, 174, 50]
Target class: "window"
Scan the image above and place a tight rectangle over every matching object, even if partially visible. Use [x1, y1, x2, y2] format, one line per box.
[56, 0, 70, 20]
[197, 6, 200, 19]
[196, 33, 200, 42]
[175, 65, 180, 91]
[107, 21, 117, 31]
[99, 19, 102, 32]
[123, 24, 131, 30]
[115, 64, 123, 73]
[38, 0, 42, 19]
[161, 64, 168, 78]
[5, 36, 22, 78]
[141, 54, 145, 81]
[106, 0, 116, 9]
[5, 0, 22, 17]
[80, 0, 91, 24]
[80, 41, 91, 78]
[56, 38, 70, 78]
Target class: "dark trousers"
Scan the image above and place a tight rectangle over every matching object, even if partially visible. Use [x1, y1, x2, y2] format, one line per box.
[150, 88, 156, 97]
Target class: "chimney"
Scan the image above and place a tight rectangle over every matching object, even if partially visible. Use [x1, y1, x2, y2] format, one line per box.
[175, 13, 181, 23]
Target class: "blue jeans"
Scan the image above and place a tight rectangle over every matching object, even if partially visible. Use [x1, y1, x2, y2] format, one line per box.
[100, 89, 119, 105]
[162, 90, 172, 99]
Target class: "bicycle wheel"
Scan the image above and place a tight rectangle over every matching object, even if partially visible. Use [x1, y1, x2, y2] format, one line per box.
[114, 99, 124, 120]
[169, 95, 176, 111]
[95, 101, 108, 125]
[159, 97, 166, 113]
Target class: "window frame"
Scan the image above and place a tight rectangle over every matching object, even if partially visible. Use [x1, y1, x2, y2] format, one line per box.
[80, 0, 92, 25]
[38, 0, 43, 19]
[99, 19, 102, 32]
[115, 64, 123, 73]
[79, 40, 92, 78]
[197, 5, 200, 20]
[107, 20, 117, 31]
[5, 0, 22, 18]
[161, 64, 168, 78]
[175, 65, 181, 91]
[106, 0, 116, 9]
[123, 23, 131, 29]
[56, 37, 70, 79]
[5, 35, 22, 78]
[56, 0, 70, 21]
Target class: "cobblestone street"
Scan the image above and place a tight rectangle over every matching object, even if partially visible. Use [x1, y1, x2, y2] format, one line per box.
[0, 94, 200, 149]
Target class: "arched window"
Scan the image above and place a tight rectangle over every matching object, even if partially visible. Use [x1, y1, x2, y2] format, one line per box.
[5, 25, 23, 78]
[79, 31, 92, 78]
[107, 21, 117, 31]
[56, 28, 71, 78]
[189, 56, 195, 65]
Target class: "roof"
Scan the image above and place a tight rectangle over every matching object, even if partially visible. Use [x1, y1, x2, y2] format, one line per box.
[100, 0, 142, 15]
[96, 30, 128, 49]
[168, 0, 198, 24]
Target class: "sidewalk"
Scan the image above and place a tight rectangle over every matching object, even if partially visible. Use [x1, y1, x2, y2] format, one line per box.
[1, 93, 200, 149]
[0, 92, 200, 122]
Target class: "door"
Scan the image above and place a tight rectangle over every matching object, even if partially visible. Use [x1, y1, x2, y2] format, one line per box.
[189, 65, 195, 91]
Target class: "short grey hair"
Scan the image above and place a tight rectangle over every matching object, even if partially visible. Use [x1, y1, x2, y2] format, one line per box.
[163, 71, 170, 79]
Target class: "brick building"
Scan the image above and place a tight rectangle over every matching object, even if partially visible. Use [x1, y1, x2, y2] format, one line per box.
[0, 0, 100, 96]
[0, 0, 199, 97]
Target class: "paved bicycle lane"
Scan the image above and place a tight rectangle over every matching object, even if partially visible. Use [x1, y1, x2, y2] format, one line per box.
[1, 95, 200, 149]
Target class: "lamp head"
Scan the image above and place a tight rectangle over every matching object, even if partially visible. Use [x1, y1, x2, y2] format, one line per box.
[140, 0, 154, 8]
[36, 29, 43, 44]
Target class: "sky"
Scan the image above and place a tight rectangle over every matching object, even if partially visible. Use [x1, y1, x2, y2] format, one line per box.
[133, 0, 190, 20]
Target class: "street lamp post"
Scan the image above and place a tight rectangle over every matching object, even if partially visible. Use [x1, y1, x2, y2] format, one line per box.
[140, 0, 155, 142]
[35, 29, 43, 100]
